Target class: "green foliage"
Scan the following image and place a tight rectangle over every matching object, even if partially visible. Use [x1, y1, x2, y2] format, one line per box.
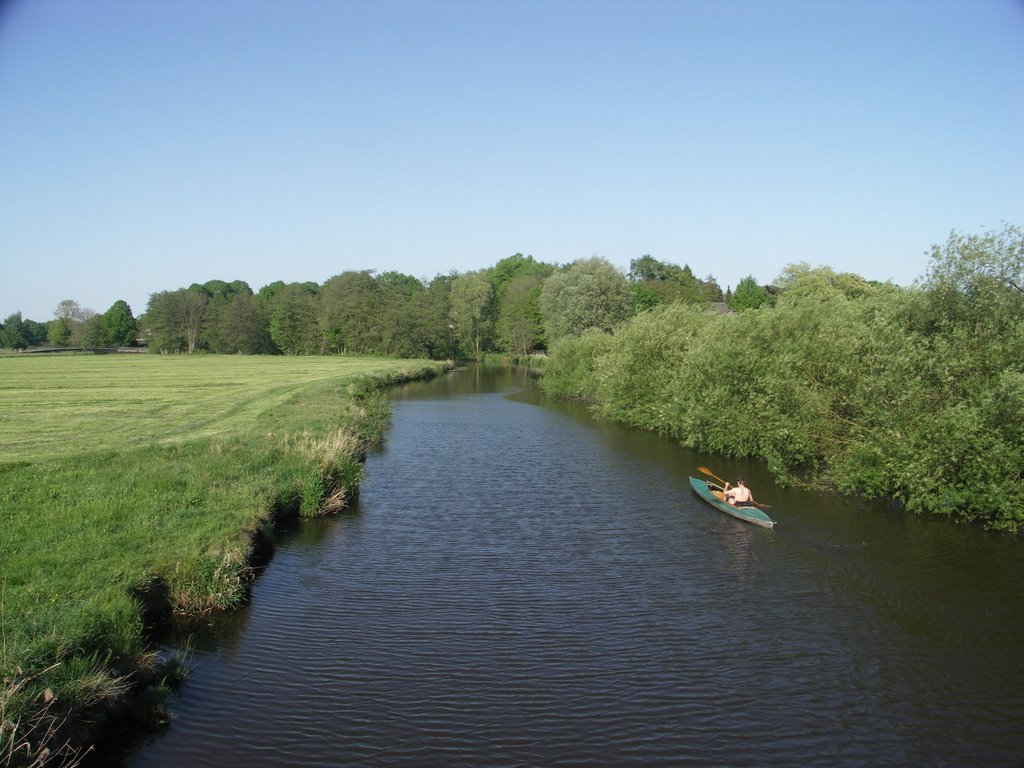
[0, 312, 28, 349]
[542, 227, 1024, 531]
[490, 254, 553, 357]
[537, 329, 614, 400]
[490, 253, 553, 294]
[101, 300, 138, 347]
[313, 271, 450, 359]
[205, 292, 273, 354]
[925, 222, 1023, 296]
[631, 282, 661, 313]
[628, 255, 713, 308]
[590, 303, 716, 431]
[318, 271, 380, 354]
[47, 316, 72, 346]
[268, 284, 319, 354]
[496, 274, 546, 356]
[449, 271, 492, 361]
[144, 288, 209, 353]
[78, 315, 107, 349]
[0, 313, 47, 349]
[10, 252, 716, 362]
[728, 275, 770, 311]
[774, 263, 874, 302]
[539, 257, 633, 343]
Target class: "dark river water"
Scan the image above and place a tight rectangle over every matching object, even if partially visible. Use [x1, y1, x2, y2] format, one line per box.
[120, 366, 1024, 767]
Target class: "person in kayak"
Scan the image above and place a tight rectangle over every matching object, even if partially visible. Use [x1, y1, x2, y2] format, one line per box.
[723, 478, 757, 507]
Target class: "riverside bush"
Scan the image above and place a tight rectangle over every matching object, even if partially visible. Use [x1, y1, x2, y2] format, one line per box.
[541, 229, 1024, 531]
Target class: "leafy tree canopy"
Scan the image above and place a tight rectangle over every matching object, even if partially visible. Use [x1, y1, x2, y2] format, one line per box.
[729, 276, 770, 311]
[926, 223, 1023, 295]
[774, 263, 874, 305]
[540, 257, 633, 342]
[102, 299, 138, 346]
[628, 255, 711, 307]
[0, 312, 28, 349]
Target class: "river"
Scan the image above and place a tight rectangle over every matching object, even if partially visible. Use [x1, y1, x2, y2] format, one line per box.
[118, 366, 1024, 767]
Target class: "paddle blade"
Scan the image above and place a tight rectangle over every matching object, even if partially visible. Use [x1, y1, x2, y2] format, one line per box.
[697, 466, 726, 485]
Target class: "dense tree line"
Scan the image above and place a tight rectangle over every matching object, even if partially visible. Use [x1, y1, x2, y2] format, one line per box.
[0, 299, 138, 350]
[1, 253, 723, 359]
[540, 224, 1024, 531]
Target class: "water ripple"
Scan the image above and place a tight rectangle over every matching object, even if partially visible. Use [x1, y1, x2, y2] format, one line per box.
[124, 372, 1024, 768]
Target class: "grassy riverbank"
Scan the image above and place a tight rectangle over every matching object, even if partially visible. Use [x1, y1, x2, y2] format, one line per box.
[0, 355, 448, 766]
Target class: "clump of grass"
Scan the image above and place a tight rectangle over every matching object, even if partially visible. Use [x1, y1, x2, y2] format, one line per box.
[168, 549, 253, 614]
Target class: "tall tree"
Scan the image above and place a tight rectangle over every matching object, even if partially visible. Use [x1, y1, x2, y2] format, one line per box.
[144, 288, 208, 353]
[181, 288, 209, 353]
[102, 300, 138, 346]
[729, 276, 770, 311]
[52, 299, 93, 347]
[496, 274, 545, 356]
[926, 223, 1023, 295]
[318, 271, 380, 354]
[425, 274, 457, 359]
[0, 312, 28, 349]
[79, 314, 108, 348]
[628, 255, 711, 309]
[144, 291, 187, 352]
[48, 316, 72, 346]
[449, 271, 493, 360]
[21, 319, 48, 347]
[269, 283, 319, 354]
[206, 292, 271, 354]
[375, 272, 428, 357]
[540, 257, 633, 343]
[54, 299, 89, 324]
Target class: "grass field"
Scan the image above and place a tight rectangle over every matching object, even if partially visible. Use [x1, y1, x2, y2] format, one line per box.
[0, 354, 447, 765]
[0, 354, 434, 462]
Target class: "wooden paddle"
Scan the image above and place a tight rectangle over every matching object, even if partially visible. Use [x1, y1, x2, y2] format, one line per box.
[697, 465, 728, 486]
[696, 466, 771, 509]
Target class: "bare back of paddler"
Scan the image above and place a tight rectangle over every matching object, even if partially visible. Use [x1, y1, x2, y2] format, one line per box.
[723, 478, 755, 507]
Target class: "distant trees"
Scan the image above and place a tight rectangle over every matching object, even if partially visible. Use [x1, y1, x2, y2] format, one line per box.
[319, 271, 381, 354]
[268, 283, 319, 355]
[5, 252, 738, 357]
[0, 312, 29, 350]
[143, 288, 208, 353]
[925, 222, 1023, 295]
[48, 316, 72, 346]
[0, 300, 137, 350]
[492, 254, 553, 356]
[203, 283, 272, 354]
[449, 271, 492, 361]
[629, 255, 720, 311]
[102, 300, 138, 346]
[728, 275, 771, 311]
[79, 314, 108, 348]
[50, 299, 94, 347]
[497, 275, 546, 357]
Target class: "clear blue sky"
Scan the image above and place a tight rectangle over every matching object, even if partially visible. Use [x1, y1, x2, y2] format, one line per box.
[1, 0, 1021, 322]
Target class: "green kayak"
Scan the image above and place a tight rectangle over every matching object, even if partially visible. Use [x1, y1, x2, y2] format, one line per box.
[689, 476, 776, 529]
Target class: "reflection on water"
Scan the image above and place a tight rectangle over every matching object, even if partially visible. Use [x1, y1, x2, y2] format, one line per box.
[119, 366, 1024, 768]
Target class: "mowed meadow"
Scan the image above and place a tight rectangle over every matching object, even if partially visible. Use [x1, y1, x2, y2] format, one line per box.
[1, 355, 430, 460]
[0, 354, 447, 765]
